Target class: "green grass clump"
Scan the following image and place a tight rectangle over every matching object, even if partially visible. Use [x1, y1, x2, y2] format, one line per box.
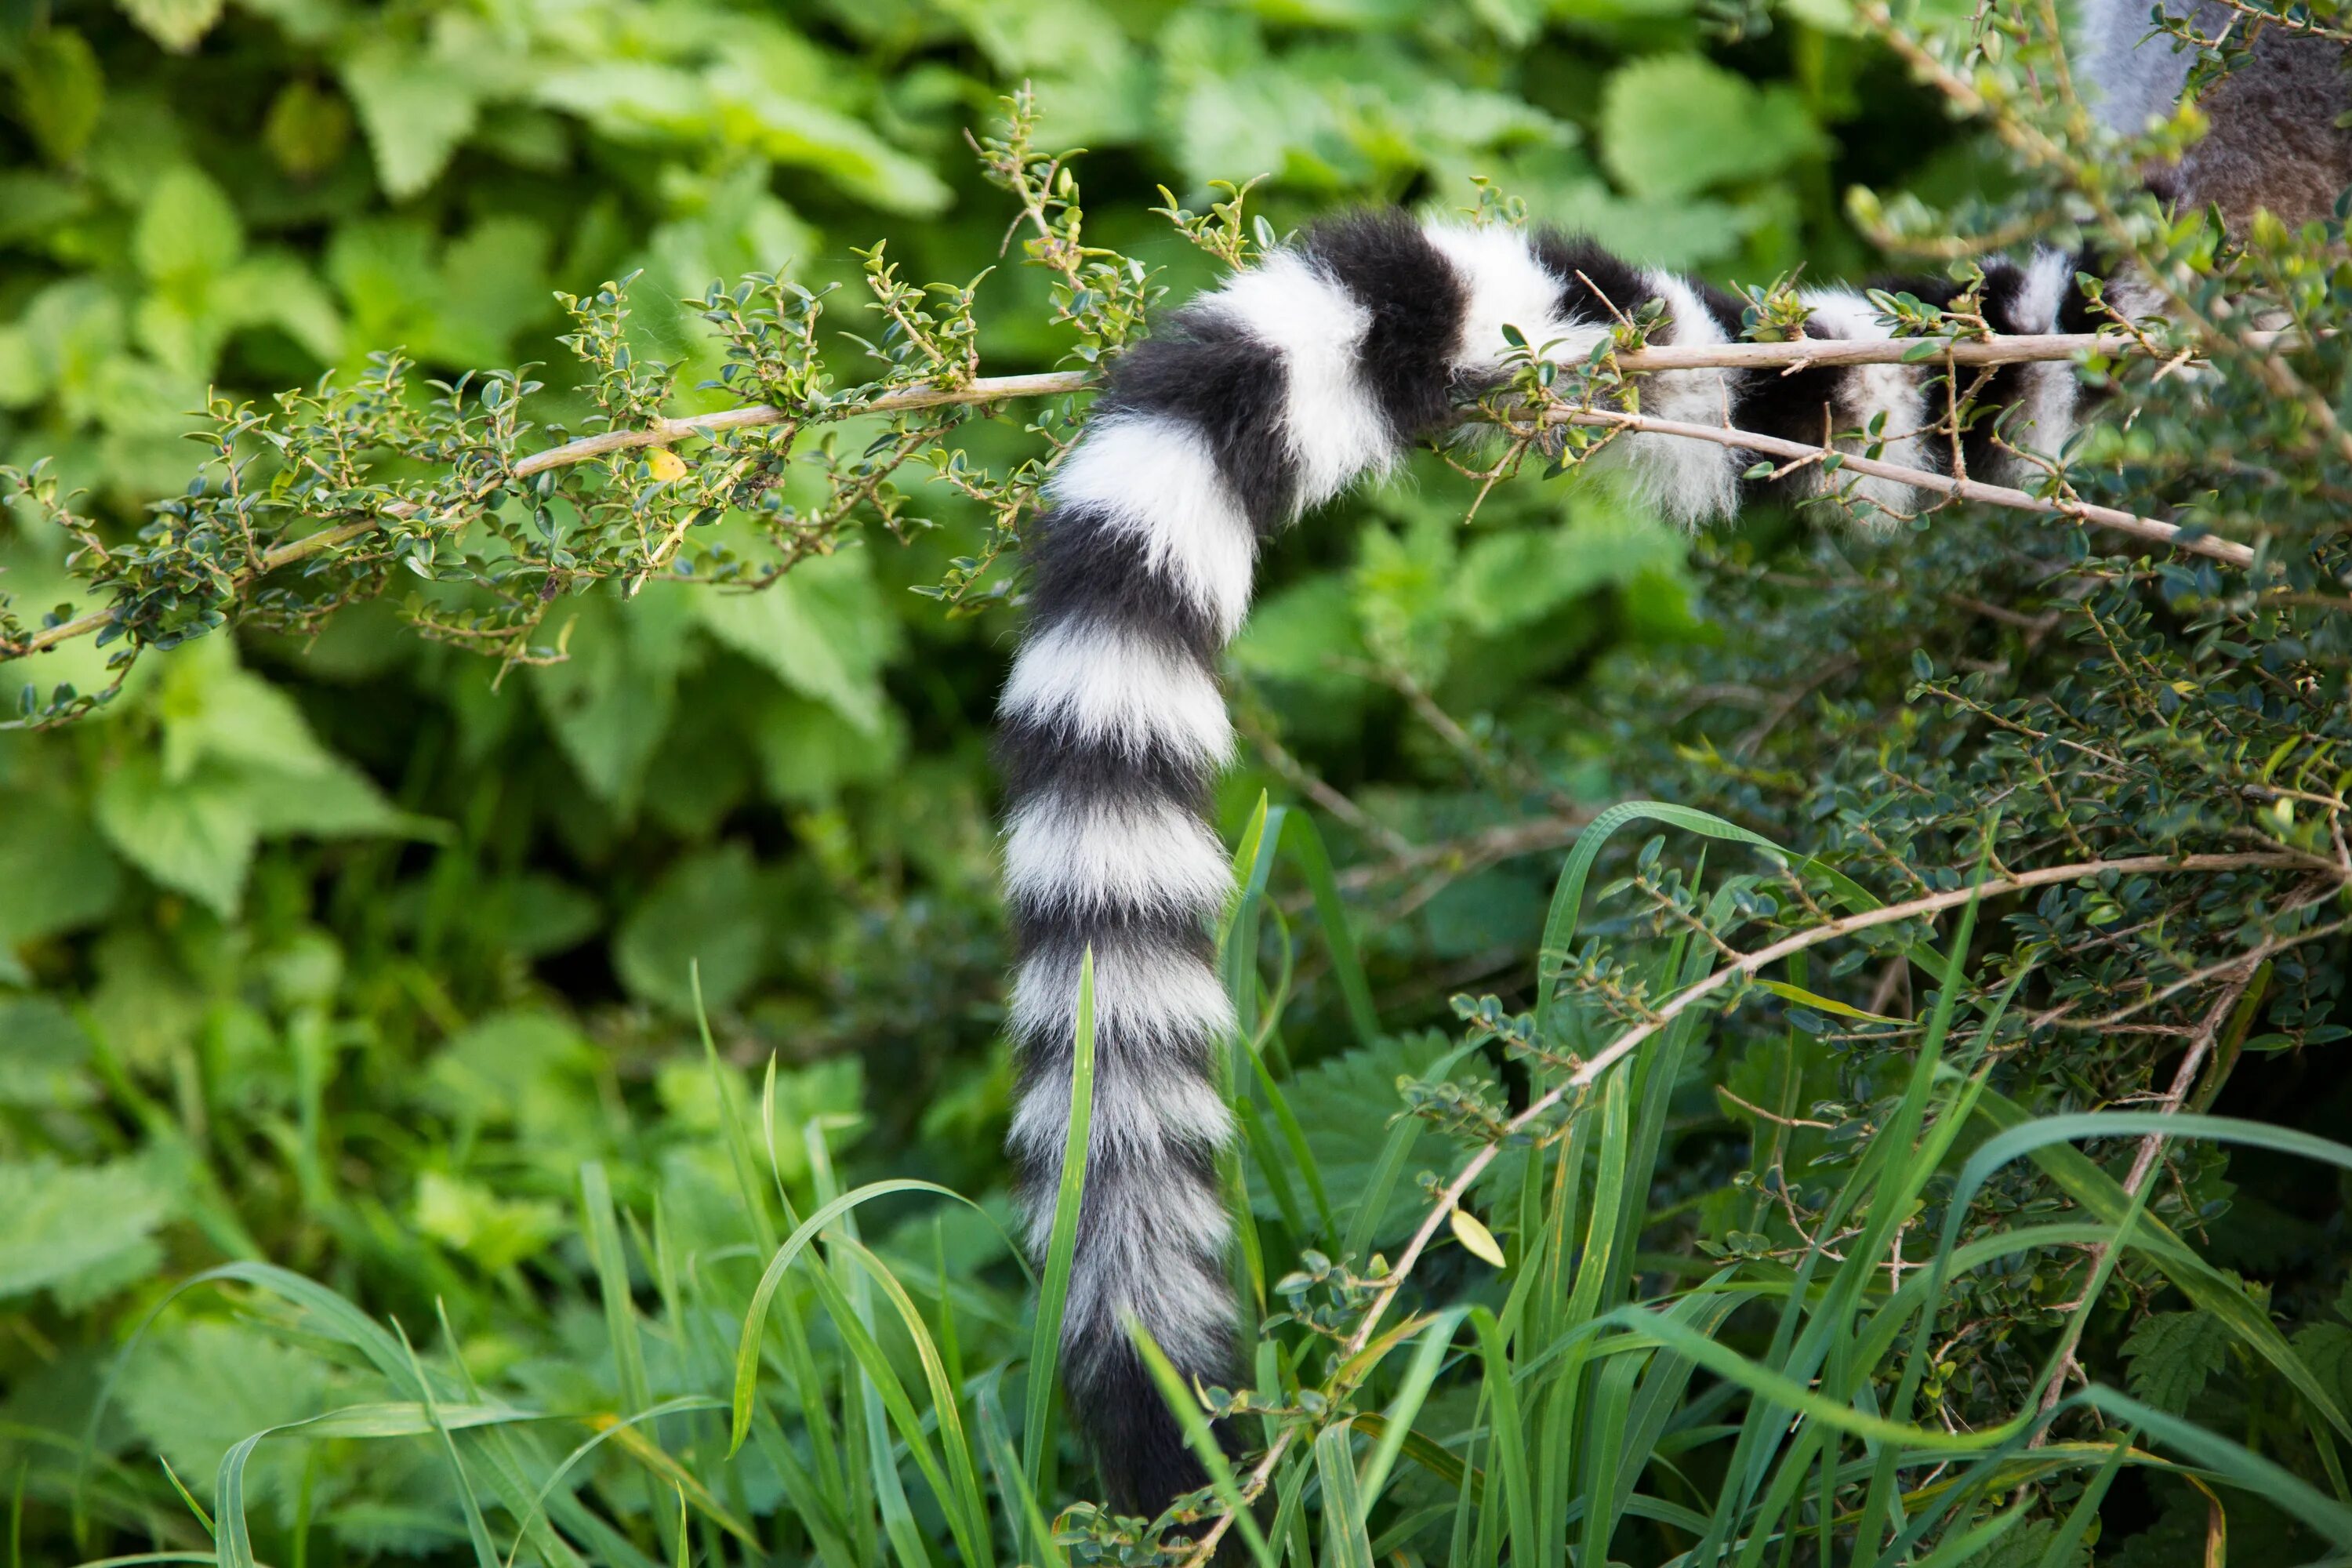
[27, 803, 2350, 1567]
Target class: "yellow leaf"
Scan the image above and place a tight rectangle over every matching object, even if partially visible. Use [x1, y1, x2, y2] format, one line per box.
[1755, 978, 1905, 1025]
[1449, 1207, 1506, 1269]
[647, 447, 688, 483]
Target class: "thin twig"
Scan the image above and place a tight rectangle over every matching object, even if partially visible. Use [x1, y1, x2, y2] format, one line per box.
[6, 330, 2237, 663]
[2024, 973, 2263, 1442]
[1562, 409, 2255, 569]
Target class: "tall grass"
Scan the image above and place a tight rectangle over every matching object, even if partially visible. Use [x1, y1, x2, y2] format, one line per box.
[72, 806, 2352, 1567]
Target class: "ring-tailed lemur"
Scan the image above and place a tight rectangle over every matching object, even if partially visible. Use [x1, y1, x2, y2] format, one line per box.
[998, 8, 2352, 1518]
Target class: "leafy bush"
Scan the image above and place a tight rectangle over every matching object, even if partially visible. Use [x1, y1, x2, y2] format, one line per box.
[4, 0, 2350, 1565]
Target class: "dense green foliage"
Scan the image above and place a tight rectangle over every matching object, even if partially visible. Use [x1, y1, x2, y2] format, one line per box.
[5, 0, 2352, 1565]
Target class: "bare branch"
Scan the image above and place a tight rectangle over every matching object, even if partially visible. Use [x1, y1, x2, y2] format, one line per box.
[2025, 970, 2265, 1441]
[1561, 408, 2256, 568]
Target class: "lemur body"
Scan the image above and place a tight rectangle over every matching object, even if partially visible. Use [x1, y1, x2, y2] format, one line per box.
[998, 10, 2350, 1518]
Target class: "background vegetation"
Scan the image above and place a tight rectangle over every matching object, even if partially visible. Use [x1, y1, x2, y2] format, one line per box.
[2, 0, 2349, 1564]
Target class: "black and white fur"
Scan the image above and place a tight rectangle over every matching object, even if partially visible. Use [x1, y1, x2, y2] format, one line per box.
[997, 214, 2092, 1513]
[1000, 13, 2345, 1518]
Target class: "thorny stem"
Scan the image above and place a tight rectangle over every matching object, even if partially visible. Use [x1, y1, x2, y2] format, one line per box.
[1175, 849, 2314, 1566]
[7, 330, 2227, 664]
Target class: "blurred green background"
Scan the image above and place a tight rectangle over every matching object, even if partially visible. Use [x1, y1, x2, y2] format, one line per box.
[0, 0, 2012, 1553]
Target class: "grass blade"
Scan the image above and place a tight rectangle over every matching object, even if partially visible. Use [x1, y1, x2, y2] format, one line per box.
[1276, 811, 1381, 1051]
[1024, 946, 1096, 1495]
[1315, 1421, 1374, 1568]
[1128, 1321, 1276, 1568]
[728, 1176, 985, 1454]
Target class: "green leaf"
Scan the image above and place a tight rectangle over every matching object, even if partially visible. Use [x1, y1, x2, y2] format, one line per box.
[1254, 1031, 1497, 1245]
[134, 166, 242, 285]
[2122, 1311, 2234, 1416]
[431, 216, 555, 365]
[752, 692, 907, 808]
[0, 171, 88, 249]
[532, 589, 691, 812]
[1600, 56, 1824, 200]
[0, 1000, 95, 1109]
[614, 844, 768, 1015]
[218, 252, 346, 363]
[1232, 575, 1364, 692]
[154, 639, 334, 782]
[2294, 1321, 2352, 1412]
[0, 1156, 176, 1307]
[340, 43, 483, 200]
[1316, 1421, 1377, 1568]
[1351, 517, 1458, 685]
[1753, 978, 1906, 1024]
[693, 554, 901, 736]
[6, 29, 103, 165]
[93, 756, 256, 916]
[237, 758, 421, 840]
[262, 80, 354, 180]
[424, 1012, 601, 1157]
[1025, 948, 1095, 1493]
[0, 788, 122, 952]
[412, 1171, 568, 1272]
[1450, 500, 1682, 635]
[122, 1320, 328, 1526]
[115, 0, 228, 52]
[702, 63, 954, 216]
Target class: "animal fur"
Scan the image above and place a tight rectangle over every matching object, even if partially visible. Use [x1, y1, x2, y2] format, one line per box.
[999, 9, 2346, 1520]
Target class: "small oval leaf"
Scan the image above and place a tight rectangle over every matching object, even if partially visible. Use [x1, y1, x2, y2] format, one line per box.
[1449, 1207, 1507, 1269]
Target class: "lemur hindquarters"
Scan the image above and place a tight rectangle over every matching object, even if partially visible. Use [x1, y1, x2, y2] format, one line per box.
[1000, 11, 2349, 1519]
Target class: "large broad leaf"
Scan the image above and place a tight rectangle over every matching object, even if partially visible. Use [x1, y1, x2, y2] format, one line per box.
[2122, 1310, 2235, 1416]
[133, 165, 241, 285]
[1232, 575, 1365, 692]
[116, 0, 227, 52]
[0, 1156, 176, 1307]
[0, 787, 122, 956]
[324, 217, 445, 356]
[119, 1319, 330, 1514]
[694, 551, 901, 736]
[533, 586, 695, 812]
[1451, 497, 1684, 636]
[1600, 55, 1824, 200]
[155, 638, 335, 782]
[0, 1000, 95, 1110]
[431, 216, 554, 365]
[340, 42, 483, 200]
[1545, 179, 1758, 269]
[614, 844, 768, 1015]
[218, 251, 346, 363]
[705, 58, 953, 216]
[93, 755, 256, 916]
[237, 758, 420, 838]
[7, 29, 103, 165]
[752, 692, 906, 807]
[412, 1171, 568, 1272]
[1350, 517, 1458, 685]
[1250, 1030, 1497, 1246]
[424, 1013, 602, 1168]
[140, 641, 419, 850]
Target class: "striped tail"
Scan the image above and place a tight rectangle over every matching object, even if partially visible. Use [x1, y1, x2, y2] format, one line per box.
[997, 211, 2096, 1516]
